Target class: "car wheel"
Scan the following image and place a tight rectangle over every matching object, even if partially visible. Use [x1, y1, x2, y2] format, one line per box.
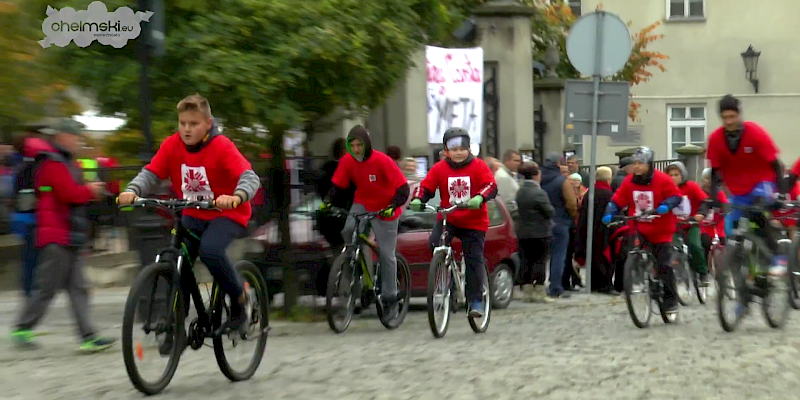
[490, 263, 514, 309]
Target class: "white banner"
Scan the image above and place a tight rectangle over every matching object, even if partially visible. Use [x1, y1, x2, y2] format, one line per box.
[426, 45, 483, 145]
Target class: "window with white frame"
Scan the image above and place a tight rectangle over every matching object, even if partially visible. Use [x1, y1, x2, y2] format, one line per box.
[572, 134, 583, 161]
[667, 0, 705, 20]
[667, 105, 706, 158]
[568, 0, 581, 16]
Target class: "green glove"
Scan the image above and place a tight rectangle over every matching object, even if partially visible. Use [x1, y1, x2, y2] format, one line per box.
[409, 199, 424, 212]
[467, 195, 484, 210]
[319, 201, 331, 211]
[379, 207, 395, 218]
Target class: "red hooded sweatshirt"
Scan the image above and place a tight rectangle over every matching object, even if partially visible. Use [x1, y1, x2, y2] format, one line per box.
[611, 169, 682, 244]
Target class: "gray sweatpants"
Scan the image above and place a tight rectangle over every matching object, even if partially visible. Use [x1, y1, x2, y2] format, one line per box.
[16, 244, 96, 339]
[341, 203, 398, 296]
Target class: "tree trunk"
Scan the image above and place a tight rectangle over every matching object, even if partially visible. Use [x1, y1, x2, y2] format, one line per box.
[269, 129, 299, 314]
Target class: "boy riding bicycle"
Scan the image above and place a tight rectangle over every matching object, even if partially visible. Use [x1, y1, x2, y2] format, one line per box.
[322, 125, 410, 318]
[409, 127, 497, 317]
[602, 147, 683, 316]
[665, 162, 711, 286]
[118, 94, 260, 339]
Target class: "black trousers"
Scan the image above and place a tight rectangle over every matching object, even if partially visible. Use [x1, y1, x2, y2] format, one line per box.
[562, 227, 581, 288]
[429, 221, 487, 302]
[648, 241, 678, 307]
[518, 237, 549, 286]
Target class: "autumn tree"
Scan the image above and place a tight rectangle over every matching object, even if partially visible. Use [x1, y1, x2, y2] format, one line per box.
[531, 1, 668, 121]
[0, 1, 80, 132]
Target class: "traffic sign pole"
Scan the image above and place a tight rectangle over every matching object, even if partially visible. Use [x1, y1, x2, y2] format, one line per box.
[583, 11, 606, 294]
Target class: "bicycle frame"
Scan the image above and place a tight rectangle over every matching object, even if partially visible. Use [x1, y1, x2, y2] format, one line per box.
[425, 203, 467, 299]
[332, 208, 381, 291]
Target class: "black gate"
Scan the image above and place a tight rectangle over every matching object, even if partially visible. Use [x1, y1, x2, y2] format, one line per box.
[533, 104, 546, 164]
[483, 62, 499, 158]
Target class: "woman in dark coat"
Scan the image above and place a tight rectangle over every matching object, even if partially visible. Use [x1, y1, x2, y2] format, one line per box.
[574, 166, 616, 293]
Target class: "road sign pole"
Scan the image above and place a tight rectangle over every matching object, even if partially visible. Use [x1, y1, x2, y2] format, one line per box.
[583, 11, 606, 294]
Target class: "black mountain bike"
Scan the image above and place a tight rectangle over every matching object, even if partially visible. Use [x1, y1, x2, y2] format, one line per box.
[325, 207, 411, 333]
[422, 203, 491, 338]
[120, 198, 269, 395]
[717, 202, 794, 332]
[609, 210, 677, 328]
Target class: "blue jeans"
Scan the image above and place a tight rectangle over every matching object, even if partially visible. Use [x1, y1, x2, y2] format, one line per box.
[725, 181, 776, 237]
[11, 215, 37, 298]
[548, 223, 570, 296]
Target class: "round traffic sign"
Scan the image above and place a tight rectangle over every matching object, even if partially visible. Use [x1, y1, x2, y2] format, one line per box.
[565, 11, 632, 78]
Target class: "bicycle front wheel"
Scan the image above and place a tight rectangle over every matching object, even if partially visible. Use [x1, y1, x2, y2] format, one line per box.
[717, 244, 748, 332]
[789, 239, 800, 310]
[623, 254, 652, 329]
[326, 251, 357, 333]
[122, 262, 185, 395]
[427, 252, 452, 338]
[213, 261, 270, 382]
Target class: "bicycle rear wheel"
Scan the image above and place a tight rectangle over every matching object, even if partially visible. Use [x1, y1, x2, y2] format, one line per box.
[213, 261, 270, 382]
[377, 255, 411, 330]
[717, 244, 748, 332]
[326, 251, 357, 333]
[122, 262, 185, 395]
[674, 257, 693, 306]
[427, 252, 452, 338]
[468, 263, 492, 333]
[623, 254, 652, 329]
[691, 268, 708, 305]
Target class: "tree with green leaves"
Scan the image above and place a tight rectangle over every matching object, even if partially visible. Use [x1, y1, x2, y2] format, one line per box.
[39, 0, 461, 312]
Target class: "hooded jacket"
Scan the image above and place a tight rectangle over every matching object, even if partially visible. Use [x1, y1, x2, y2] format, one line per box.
[666, 161, 708, 217]
[127, 122, 261, 227]
[329, 126, 409, 221]
[540, 160, 578, 226]
[32, 139, 95, 248]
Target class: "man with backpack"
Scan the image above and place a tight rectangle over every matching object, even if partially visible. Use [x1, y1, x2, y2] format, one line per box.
[10, 121, 116, 352]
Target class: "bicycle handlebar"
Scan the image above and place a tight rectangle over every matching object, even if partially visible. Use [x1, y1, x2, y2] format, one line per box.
[325, 206, 381, 219]
[607, 210, 659, 228]
[410, 202, 468, 214]
[116, 197, 219, 210]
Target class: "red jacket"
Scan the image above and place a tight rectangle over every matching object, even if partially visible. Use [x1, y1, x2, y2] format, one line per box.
[706, 121, 778, 196]
[415, 157, 497, 231]
[331, 150, 407, 221]
[611, 170, 682, 244]
[33, 140, 95, 248]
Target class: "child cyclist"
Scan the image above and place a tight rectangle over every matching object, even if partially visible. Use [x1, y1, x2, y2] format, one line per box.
[409, 127, 497, 317]
[665, 161, 711, 286]
[602, 147, 683, 317]
[118, 94, 261, 344]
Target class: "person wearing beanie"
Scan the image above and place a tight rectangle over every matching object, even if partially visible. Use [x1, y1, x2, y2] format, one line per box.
[666, 161, 711, 286]
[410, 127, 498, 317]
[612, 157, 634, 192]
[706, 94, 787, 277]
[602, 147, 683, 318]
[323, 125, 410, 319]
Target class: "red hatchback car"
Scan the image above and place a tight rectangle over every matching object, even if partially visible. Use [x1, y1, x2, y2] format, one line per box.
[246, 182, 520, 309]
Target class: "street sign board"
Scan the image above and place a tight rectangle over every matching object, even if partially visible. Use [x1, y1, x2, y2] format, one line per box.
[563, 80, 629, 137]
[566, 11, 632, 78]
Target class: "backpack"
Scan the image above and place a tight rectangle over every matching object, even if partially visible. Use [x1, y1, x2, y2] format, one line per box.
[13, 155, 46, 213]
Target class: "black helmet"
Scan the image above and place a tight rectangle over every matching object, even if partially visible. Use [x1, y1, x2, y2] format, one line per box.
[442, 127, 470, 150]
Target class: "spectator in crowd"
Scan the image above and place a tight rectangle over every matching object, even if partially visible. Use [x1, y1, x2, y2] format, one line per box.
[566, 154, 589, 185]
[11, 122, 115, 351]
[515, 162, 554, 303]
[559, 163, 569, 176]
[575, 166, 617, 293]
[386, 145, 402, 168]
[484, 157, 500, 175]
[495, 149, 521, 215]
[438, 150, 446, 162]
[562, 172, 587, 291]
[402, 157, 418, 182]
[540, 151, 578, 299]
[612, 157, 634, 192]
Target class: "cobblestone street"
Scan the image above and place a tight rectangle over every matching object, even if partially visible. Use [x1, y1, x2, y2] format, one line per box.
[2, 289, 800, 400]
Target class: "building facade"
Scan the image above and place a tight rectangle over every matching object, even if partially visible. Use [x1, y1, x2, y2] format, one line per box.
[573, 0, 800, 164]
